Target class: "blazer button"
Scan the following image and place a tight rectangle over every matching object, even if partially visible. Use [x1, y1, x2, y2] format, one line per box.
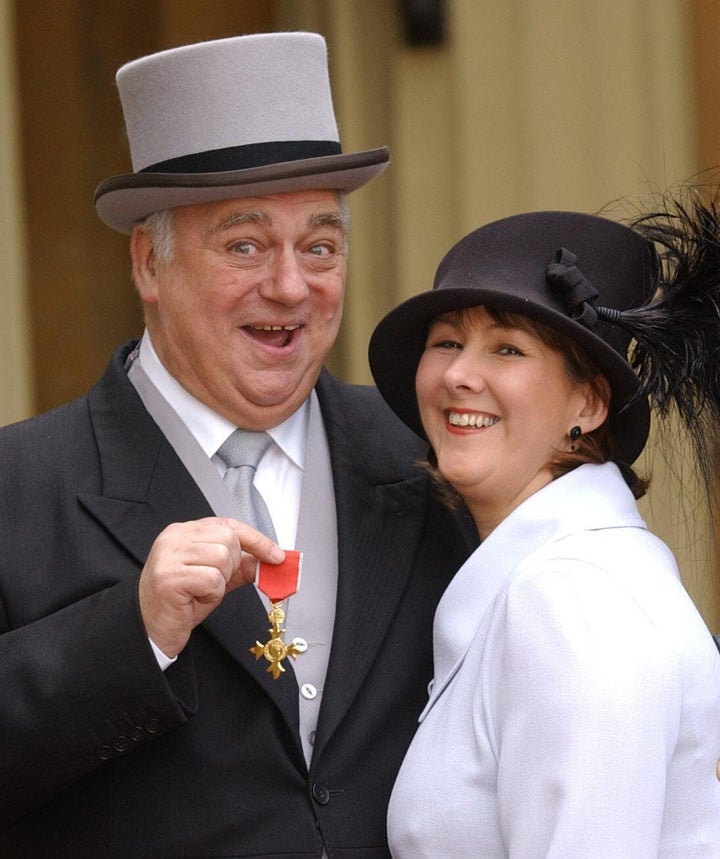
[312, 783, 330, 805]
[113, 736, 131, 753]
[145, 718, 162, 734]
[97, 745, 114, 761]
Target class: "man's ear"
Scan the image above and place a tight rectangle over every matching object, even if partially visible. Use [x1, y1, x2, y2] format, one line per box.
[130, 225, 158, 303]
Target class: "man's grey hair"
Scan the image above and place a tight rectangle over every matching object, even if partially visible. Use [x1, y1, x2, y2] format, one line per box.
[140, 191, 350, 264]
[141, 208, 176, 265]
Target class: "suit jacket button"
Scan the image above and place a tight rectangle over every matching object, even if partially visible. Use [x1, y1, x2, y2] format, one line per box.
[114, 736, 131, 753]
[97, 745, 114, 760]
[145, 718, 162, 734]
[312, 783, 330, 805]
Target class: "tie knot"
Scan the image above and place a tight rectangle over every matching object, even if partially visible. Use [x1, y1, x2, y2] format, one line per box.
[216, 429, 273, 470]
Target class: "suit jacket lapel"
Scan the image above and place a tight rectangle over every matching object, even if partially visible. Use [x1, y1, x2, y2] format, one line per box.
[313, 372, 431, 749]
[76, 344, 300, 734]
[77, 344, 210, 565]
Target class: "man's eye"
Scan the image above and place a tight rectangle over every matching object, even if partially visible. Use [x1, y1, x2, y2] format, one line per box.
[308, 243, 333, 257]
[232, 241, 256, 255]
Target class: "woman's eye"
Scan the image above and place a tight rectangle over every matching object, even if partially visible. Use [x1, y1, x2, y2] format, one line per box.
[428, 338, 462, 350]
[497, 344, 523, 356]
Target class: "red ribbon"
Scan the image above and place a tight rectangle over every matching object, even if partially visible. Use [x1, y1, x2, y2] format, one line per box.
[255, 550, 302, 602]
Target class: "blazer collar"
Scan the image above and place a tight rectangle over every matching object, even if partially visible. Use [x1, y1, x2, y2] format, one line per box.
[78, 343, 214, 559]
[311, 370, 436, 748]
[76, 344, 301, 746]
[425, 462, 646, 715]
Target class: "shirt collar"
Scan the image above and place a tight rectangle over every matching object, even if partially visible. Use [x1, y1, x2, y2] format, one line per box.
[137, 331, 308, 469]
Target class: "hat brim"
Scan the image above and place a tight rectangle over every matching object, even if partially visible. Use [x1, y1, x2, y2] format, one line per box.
[94, 147, 389, 234]
[369, 286, 651, 465]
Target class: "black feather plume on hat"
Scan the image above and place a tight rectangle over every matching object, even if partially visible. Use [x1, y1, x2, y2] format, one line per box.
[624, 190, 720, 479]
[547, 187, 720, 484]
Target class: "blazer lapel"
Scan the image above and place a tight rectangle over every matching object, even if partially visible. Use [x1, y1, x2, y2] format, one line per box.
[312, 372, 432, 747]
[77, 344, 211, 565]
[76, 344, 299, 734]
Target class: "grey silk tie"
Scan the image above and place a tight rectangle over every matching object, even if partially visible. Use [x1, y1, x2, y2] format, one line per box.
[216, 429, 277, 541]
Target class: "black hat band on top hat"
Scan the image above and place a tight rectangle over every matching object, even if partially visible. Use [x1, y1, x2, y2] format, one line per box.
[141, 140, 342, 174]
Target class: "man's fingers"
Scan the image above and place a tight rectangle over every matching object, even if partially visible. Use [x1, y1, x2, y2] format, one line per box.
[216, 517, 285, 564]
[180, 565, 229, 602]
[226, 553, 262, 592]
[138, 517, 287, 656]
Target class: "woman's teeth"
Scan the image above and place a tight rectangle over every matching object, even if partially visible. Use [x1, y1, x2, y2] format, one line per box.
[448, 412, 499, 428]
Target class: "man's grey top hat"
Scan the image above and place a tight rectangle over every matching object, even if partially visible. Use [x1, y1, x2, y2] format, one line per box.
[94, 32, 389, 233]
[369, 211, 659, 465]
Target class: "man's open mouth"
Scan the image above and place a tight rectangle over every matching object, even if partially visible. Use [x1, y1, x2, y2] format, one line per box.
[243, 324, 301, 348]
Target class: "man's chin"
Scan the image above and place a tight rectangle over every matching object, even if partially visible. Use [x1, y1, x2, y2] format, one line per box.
[228, 379, 317, 428]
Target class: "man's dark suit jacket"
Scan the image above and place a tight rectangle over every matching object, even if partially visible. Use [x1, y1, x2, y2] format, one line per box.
[0, 343, 474, 858]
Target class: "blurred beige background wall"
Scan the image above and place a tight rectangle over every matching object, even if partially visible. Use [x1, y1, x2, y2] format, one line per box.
[0, 0, 31, 424]
[1, 0, 718, 627]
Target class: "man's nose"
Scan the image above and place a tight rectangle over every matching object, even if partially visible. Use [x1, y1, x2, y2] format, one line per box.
[260, 248, 310, 304]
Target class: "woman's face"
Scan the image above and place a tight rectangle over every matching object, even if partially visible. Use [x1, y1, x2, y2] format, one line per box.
[416, 306, 601, 537]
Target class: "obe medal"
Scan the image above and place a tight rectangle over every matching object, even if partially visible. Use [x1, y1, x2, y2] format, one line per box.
[250, 550, 304, 680]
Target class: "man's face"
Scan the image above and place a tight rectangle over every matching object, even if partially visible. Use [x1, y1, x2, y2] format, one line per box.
[133, 190, 347, 430]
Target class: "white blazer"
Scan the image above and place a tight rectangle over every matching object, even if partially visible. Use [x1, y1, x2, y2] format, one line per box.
[388, 462, 720, 858]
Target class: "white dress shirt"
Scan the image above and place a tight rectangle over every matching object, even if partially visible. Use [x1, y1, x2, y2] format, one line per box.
[137, 331, 308, 547]
[136, 331, 309, 667]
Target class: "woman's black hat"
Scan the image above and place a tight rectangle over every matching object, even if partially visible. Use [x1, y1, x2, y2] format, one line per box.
[369, 210, 659, 464]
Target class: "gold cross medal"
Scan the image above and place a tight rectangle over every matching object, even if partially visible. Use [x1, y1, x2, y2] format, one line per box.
[250, 550, 305, 679]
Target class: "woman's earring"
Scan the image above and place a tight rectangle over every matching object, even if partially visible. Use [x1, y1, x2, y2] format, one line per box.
[569, 425, 582, 451]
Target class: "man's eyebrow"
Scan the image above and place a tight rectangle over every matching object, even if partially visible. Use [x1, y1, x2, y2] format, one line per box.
[210, 210, 271, 234]
[309, 211, 350, 233]
[208, 209, 349, 236]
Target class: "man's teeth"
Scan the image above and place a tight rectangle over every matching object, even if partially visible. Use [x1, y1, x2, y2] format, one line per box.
[252, 325, 300, 331]
[448, 412, 499, 428]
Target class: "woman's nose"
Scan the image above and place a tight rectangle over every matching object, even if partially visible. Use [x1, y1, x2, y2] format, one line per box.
[443, 352, 487, 393]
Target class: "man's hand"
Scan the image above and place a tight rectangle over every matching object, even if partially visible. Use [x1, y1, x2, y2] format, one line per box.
[138, 517, 285, 658]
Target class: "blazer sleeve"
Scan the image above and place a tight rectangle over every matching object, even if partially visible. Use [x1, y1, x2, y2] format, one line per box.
[485, 557, 680, 857]
[0, 369, 194, 828]
[0, 573, 188, 827]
